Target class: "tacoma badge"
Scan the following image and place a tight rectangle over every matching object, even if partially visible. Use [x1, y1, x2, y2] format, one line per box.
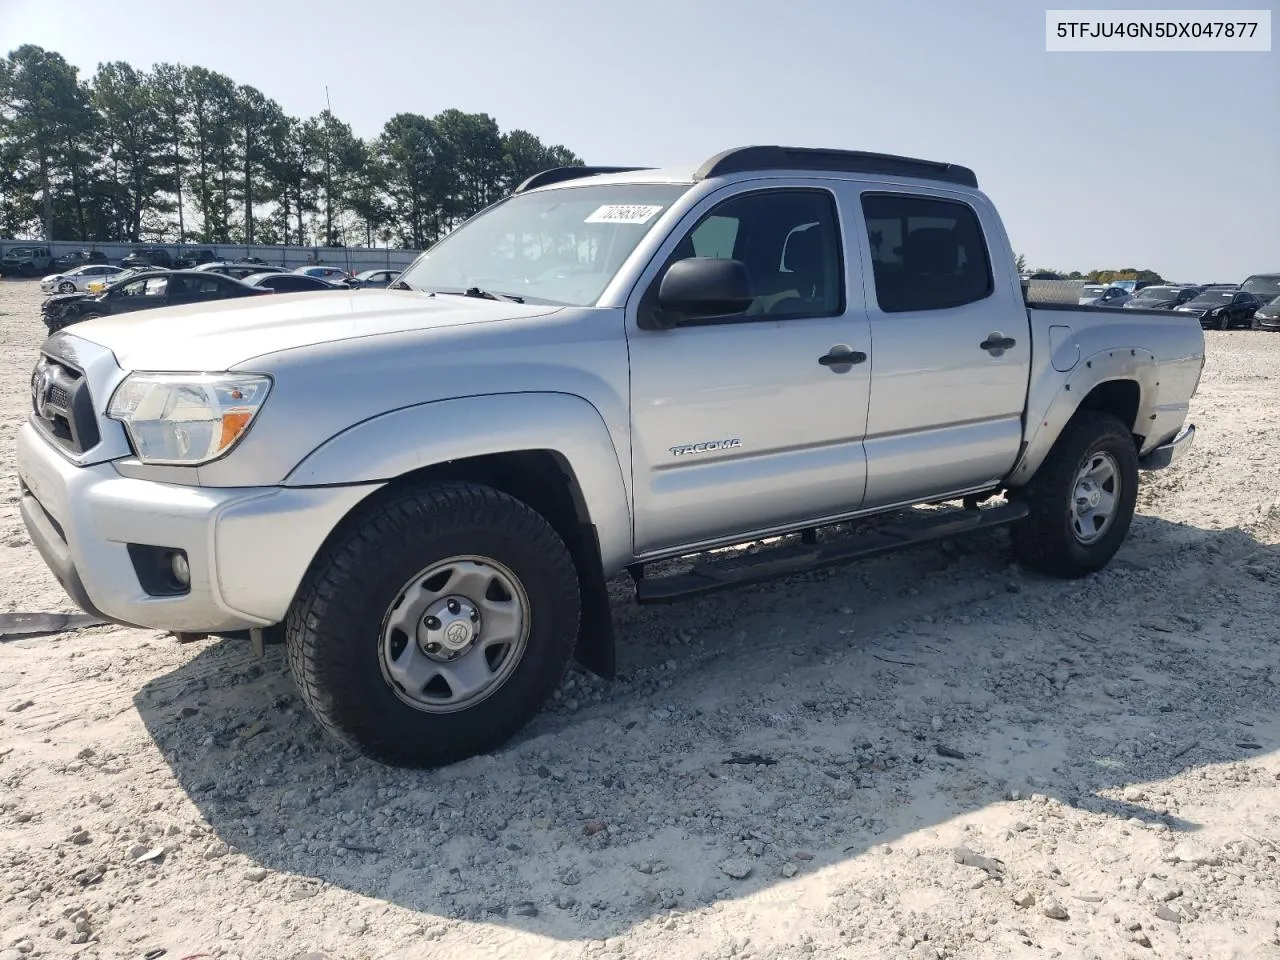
[669, 439, 742, 457]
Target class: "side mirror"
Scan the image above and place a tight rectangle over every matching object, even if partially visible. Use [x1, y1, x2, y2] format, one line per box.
[647, 257, 753, 329]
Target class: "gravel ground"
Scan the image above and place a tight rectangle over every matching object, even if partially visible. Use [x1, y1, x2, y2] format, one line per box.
[1, 279, 1277, 960]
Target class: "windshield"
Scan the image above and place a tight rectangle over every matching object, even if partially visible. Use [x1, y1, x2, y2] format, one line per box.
[1134, 286, 1177, 299]
[1241, 276, 1280, 300]
[395, 183, 690, 306]
[1080, 285, 1105, 296]
[1193, 291, 1234, 304]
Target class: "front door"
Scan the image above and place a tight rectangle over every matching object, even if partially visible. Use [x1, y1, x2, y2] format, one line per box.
[855, 189, 1030, 507]
[626, 182, 873, 556]
[109, 275, 173, 315]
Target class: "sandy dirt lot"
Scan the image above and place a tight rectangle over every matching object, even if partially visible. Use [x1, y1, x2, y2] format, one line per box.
[0, 278, 1277, 960]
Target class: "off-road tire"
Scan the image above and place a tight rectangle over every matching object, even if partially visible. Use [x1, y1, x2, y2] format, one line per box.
[1010, 411, 1139, 578]
[285, 481, 581, 768]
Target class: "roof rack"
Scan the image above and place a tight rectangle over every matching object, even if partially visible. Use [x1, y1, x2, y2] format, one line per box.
[693, 145, 978, 188]
[513, 166, 655, 194]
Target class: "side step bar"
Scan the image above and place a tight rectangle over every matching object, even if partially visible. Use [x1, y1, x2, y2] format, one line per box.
[633, 500, 1030, 604]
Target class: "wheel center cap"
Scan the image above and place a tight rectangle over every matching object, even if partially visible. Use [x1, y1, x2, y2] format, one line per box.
[443, 620, 473, 649]
[420, 595, 481, 659]
[1077, 481, 1101, 510]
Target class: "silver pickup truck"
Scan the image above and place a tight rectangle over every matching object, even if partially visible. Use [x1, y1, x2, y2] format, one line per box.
[16, 145, 1204, 768]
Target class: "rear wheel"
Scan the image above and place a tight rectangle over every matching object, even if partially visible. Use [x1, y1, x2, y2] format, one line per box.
[1010, 411, 1139, 578]
[285, 481, 581, 768]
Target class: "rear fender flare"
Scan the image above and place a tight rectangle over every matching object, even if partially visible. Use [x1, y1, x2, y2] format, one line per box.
[1008, 347, 1158, 485]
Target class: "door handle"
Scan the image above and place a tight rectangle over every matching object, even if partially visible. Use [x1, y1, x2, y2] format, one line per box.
[818, 349, 867, 367]
[980, 334, 1016, 352]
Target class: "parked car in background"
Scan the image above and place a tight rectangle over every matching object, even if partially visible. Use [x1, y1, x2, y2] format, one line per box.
[1084, 285, 1132, 308]
[1078, 283, 1109, 304]
[1240, 273, 1280, 304]
[40, 264, 126, 294]
[195, 261, 277, 281]
[1, 245, 55, 277]
[243, 272, 345, 293]
[121, 247, 174, 270]
[1122, 285, 1201, 310]
[1176, 288, 1265, 330]
[174, 249, 218, 268]
[1251, 296, 1280, 331]
[353, 268, 401, 289]
[293, 264, 355, 286]
[42, 269, 269, 333]
[1107, 279, 1158, 296]
[52, 250, 110, 271]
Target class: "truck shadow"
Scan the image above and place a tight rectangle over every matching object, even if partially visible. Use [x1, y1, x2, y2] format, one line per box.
[133, 512, 1279, 943]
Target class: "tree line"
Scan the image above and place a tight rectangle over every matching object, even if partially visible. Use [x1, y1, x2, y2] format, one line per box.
[1014, 254, 1166, 284]
[0, 45, 584, 250]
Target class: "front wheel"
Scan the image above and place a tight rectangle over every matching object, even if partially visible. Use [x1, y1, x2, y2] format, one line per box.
[1010, 411, 1139, 578]
[1217, 311, 1230, 331]
[58, 281, 75, 294]
[285, 481, 582, 768]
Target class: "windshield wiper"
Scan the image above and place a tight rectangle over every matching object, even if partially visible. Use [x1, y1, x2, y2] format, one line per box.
[435, 286, 525, 304]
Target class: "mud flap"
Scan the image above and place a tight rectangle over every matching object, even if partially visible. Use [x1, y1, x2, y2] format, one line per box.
[572, 523, 616, 680]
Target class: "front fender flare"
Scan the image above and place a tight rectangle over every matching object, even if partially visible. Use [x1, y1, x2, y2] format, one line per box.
[282, 392, 634, 574]
[1007, 347, 1159, 485]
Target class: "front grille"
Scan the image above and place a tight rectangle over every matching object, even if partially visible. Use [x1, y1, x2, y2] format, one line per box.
[30, 351, 100, 455]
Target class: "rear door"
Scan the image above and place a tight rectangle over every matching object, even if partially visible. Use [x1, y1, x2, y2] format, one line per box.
[853, 188, 1030, 508]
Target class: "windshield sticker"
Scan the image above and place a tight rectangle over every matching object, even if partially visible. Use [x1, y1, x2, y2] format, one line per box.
[585, 204, 664, 225]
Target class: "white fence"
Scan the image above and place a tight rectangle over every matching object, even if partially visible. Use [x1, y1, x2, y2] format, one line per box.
[0, 239, 423, 273]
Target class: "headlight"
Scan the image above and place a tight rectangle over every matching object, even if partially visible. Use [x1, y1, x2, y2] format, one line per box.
[107, 373, 272, 465]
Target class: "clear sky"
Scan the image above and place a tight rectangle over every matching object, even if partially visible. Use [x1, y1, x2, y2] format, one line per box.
[2, 0, 1276, 281]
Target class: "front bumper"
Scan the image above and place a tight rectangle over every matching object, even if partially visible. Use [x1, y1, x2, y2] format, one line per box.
[1138, 423, 1195, 471]
[15, 420, 380, 632]
[1254, 316, 1280, 331]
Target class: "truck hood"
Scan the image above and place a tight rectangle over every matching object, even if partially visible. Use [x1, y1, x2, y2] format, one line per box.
[64, 289, 561, 371]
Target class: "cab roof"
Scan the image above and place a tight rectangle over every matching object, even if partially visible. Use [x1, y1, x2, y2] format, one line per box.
[514, 145, 979, 195]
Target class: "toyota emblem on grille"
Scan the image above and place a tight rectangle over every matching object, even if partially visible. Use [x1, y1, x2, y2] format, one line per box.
[33, 368, 53, 419]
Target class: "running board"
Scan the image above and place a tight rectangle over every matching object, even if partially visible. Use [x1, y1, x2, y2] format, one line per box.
[633, 501, 1029, 604]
